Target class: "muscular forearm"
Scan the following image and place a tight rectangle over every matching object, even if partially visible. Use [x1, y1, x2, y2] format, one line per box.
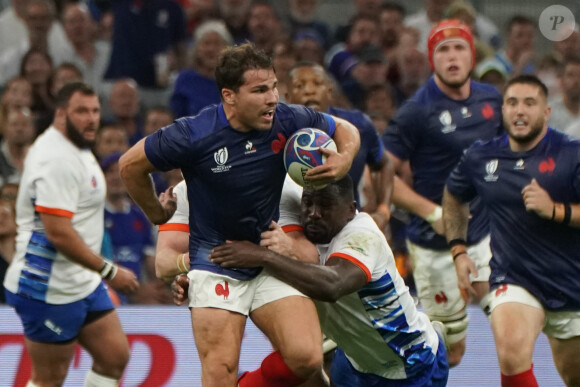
[392, 176, 439, 218]
[442, 188, 470, 242]
[371, 153, 394, 208]
[333, 117, 361, 167]
[259, 249, 346, 302]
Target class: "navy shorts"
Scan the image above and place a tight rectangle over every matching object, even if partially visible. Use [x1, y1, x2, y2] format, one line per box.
[330, 336, 449, 387]
[5, 281, 115, 343]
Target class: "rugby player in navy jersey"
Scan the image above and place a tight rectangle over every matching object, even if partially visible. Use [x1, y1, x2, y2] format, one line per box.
[381, 19, 503, 366]
[443, 74, 580, 387]
[285, 61, 394, 228]
[119, 43, 360, 387]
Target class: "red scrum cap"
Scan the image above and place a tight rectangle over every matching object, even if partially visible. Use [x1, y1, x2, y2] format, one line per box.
[427, 19, 475, 70]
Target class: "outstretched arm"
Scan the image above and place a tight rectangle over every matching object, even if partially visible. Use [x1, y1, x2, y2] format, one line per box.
[210, 241, 367, 302]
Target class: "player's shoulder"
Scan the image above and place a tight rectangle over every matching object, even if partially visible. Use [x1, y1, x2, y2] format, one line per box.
[470, 80, 503, 102]
[467, 134, 507, 157]
[174, 104, 224, 141]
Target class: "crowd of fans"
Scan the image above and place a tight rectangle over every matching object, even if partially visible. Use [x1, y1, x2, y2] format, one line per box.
[1, 0, 579, 304]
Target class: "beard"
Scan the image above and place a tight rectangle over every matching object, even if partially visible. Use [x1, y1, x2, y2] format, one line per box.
[435, 69, 471, 89]
[66, 117, 95, 149]
[505, 116, 545, 145]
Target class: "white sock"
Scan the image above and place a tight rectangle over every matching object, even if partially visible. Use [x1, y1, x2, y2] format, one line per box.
[26, 381, 40, 387]
[84, 369, 120, 387]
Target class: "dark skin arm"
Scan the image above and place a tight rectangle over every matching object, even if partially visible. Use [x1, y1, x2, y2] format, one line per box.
[209, 241, 368, 302]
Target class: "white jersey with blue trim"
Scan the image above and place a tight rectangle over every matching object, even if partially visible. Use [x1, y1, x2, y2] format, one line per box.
[4, 127, 105, 304]
[278, 178, 440, 380]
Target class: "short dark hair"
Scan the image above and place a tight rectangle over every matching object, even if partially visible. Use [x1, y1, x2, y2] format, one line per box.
[55, 81, 96, 108]
[381, 2, 405, 17]
[215, 42, 273, 94]
[288, 60, 326, 79]
[506, 15, 534, 34]
[305, 175, 355, 202]
[503, 74, 548, 99]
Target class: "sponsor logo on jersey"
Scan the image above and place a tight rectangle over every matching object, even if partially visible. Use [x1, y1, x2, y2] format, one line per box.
[461, 106, 471, 118]
[484, 159, 499, 182]
[514, 159, 525, 170]
[439, 110, 456, 133]
[211, 147, 232, 173]
[244, 140, 257, 155]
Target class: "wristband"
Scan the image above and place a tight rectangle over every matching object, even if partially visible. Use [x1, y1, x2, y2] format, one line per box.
[551, 203, 556, 221]
[448, 238, 466, 248]
[453, 251, 468, 261]
[99, 259, 118, 280]
[450, 244, 467, 261]
[177, 253, 189, 273]
[563, 203, 572, 225]
[425, 206, 442, 224]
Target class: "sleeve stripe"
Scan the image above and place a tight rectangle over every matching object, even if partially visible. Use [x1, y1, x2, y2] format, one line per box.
[281, 224, 302, 233]
[328, 252, 371, 282]
[35, 205, 74, 218]
[158, 223, 189, 232]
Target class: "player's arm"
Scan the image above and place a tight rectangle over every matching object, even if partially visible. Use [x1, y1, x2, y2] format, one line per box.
[388, 151, 444, 235]
[260, 221, 319, 264]
[522, 178, 580, 228]
[368, 152, 394, 228]
[40, 213, 139, 293]
[441, 187, 476, 299]
[306, 116, 360, 184]
[210, 241, 367, 302]
[156, 229, 189, 283]
[119, 140, 177, 225]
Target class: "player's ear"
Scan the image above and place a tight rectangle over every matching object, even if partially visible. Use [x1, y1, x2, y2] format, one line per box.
[222, 88, 235, 105]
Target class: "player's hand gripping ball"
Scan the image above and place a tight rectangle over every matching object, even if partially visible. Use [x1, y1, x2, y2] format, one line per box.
[284, 128, 337, 189]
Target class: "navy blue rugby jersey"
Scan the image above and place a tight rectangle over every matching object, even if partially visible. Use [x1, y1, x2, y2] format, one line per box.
[328, 106, 384, 207]
[382, 76, 503, 250]
[447, 128, 580, 311]
[145, 102, 335, 280]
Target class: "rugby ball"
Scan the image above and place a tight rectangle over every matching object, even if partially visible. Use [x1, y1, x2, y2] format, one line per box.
[284, 128, 337, 189]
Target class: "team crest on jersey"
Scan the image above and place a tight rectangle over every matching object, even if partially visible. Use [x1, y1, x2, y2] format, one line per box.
[484, 159, 499, 182]
[211, 147, 232, 173]
[461, 106, 471, 118]
[514, 159, 525, 170]
[439, 110, 456, 133]
[244, 140, 257, 155]
[91, 176, 97, 188]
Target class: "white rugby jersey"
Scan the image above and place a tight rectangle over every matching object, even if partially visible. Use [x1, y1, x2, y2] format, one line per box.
[158, 180, 189, 232]
[278, 180, 440, 380]
[4, 127, 105, 304]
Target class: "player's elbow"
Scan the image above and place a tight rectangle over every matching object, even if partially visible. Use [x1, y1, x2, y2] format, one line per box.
[312, 275, 344, 302]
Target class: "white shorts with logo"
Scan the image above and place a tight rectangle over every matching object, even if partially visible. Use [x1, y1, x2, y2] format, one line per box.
[187, 268, 307, 315]
[490, 283, 580, 339]
[407, 235, 492, 319]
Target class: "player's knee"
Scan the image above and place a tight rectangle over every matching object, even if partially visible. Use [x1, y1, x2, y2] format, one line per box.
[283, 346, 323, 379]
[92, 346, 130, 379]
[447, 340, 466, 368]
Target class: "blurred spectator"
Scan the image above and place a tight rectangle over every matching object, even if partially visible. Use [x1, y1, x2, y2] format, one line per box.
[444, 0, 494, 64]
[552, 27, 580, 65]
[105, 79, 144, 145]
[340, 44, 389, 110]
[474, 57, 507, 93]
[94, 124, 129, 160]
[364, 83, 397, 130]
[379, 2, 406, 63]
[325, 14, 381, 83]
[0, 199, 16, 304]
[0, 107, 36, 187]
[0, 0, 71, 87]
[178, 0, 218, 34]
[171, 19, 232, 118]
[247, 1, 286, 55]
[19, 49, 54, 134]
[101, 153, 172, 304]
[272, 40, 297, 102]
[217, 0, 252, 44]
[104, 0, 187, 109]
[548, 58, 580, 136]
[60, 2, 110, 96]
[334, 0, 383, 43]
[494, 15, 536, 76]
[144, 106, 174, 137]
[394, 46, 430, 104]
[293, 29, 325, 65]
[0, 76, 33, 134]
[285, 0, 332, 49]
[0, 0, 70, 74]
[405, 0, 500, 53]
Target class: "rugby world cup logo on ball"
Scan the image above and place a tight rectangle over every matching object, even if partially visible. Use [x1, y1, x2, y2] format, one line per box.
[284, 128, 337, 189]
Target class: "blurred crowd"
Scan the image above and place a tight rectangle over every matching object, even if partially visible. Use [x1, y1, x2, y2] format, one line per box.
[1, 0, 579, 304]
